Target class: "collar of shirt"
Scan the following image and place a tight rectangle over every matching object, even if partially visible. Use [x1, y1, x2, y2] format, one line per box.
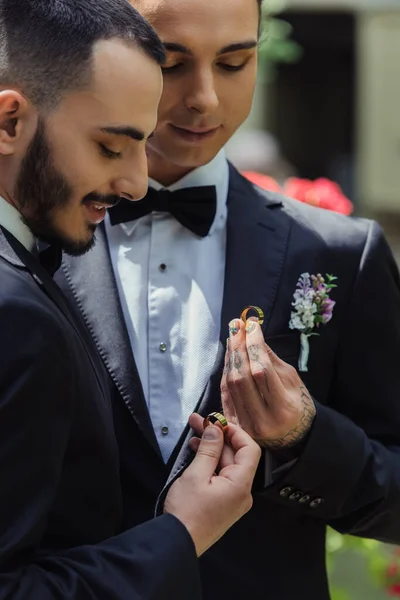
[117, 149, 229, 237]
[0, 194, 36, 253]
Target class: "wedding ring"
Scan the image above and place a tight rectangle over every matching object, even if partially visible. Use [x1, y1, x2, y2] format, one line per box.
[203, 412, 228, 431]
[240, 306, 265, 326]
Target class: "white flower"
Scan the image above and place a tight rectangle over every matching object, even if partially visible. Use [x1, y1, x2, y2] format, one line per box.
[289, 297, 317, 332]
[289, 313, 307, 331]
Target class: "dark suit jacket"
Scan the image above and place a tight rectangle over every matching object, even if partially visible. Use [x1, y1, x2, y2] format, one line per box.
[58, 164, 400, 600]
[0, 228, 201, 600]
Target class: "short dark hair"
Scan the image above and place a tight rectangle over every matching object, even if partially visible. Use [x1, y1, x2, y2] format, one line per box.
[0, 0, 166, 110]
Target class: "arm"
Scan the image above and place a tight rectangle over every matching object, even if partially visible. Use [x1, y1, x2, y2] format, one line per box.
[264, 221, 400, 542]
[222, 221, 400, 543]
[0, 298, 200, 600]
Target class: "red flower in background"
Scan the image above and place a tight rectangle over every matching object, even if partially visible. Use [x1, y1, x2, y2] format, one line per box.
[242, 171, 354, 216]
[388, 584, 400, 597]
[386, 549, 400, 597]
[242, 172, 282, 193]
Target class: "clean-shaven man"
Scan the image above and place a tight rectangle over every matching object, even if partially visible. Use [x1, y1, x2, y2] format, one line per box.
[58, 0, 400, 598]
[0, 1, 262, 599]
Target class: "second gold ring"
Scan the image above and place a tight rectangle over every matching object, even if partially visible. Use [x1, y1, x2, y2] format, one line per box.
[203, 412, 228, 431]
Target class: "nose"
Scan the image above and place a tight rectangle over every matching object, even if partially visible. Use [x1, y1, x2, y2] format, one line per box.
[111, 151, 149, 201]
[185, 68, 219, 115]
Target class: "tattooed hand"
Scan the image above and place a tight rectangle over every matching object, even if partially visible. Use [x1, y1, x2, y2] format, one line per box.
[220, 318, 316, 449]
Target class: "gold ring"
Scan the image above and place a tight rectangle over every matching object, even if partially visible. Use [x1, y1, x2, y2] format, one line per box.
[203, 412, 228, 431]
[240, 306, 265, 326]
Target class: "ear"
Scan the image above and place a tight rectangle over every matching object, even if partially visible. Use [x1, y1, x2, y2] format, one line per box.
[0, 90, 33, 156]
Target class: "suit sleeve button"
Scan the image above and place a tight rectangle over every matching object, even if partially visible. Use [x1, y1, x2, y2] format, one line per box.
[299, 494, 311, 504]
[310, 497, 324, 509]
[280, 486, 294, 498]
[289, 491, 303, 501]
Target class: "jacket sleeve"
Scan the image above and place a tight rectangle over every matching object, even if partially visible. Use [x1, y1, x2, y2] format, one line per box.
[0, 298, 201, 600]
[260, 221, 400, 544]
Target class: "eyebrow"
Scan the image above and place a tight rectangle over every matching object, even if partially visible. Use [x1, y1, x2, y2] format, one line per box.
[100, 126, 146, 142]
[217, 41, 258, 56]
[163, 40, 257, 57]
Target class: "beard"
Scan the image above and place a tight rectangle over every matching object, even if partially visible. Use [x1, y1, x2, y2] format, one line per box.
[16, 118, 119, 256]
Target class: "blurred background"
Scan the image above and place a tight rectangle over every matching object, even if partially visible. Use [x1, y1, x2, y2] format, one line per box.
[226, 0, 400, 260]
[226, 1, 400, 598]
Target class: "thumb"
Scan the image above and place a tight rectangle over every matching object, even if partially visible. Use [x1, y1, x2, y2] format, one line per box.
[187, 424, 224, 481]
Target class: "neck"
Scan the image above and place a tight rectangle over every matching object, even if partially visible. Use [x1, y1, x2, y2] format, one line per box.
[0, 185, 18, 210]
[147, 149, 196, 187]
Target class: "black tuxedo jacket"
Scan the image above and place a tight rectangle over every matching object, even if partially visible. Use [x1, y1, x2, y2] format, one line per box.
[58, 164, 400, 600]
[0, 228, 201, 600]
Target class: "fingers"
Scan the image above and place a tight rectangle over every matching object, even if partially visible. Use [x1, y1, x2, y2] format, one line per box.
[189, 437, 201, 453]
[221, 340, 237, 424]
[188, 413, 237, 470]
[188, 412, 205, 436]
[185, 423, 224, 482]
[225, 320, 267, 428]
[188, 415, 262, 481]
[244, 319, 286, 403]
[221, 423, 261, 485]
[189, 434, 236, 470]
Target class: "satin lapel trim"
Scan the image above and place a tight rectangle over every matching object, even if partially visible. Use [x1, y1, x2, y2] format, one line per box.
[162, 168, 292, 493]
[0, 226, 27, 269]
[61, 224, 161, 457]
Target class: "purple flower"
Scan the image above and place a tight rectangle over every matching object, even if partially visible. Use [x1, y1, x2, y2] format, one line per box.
[321, 298, 336, 323]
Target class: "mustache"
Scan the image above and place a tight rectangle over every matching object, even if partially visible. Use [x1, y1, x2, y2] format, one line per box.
[83, 193, 121, 207]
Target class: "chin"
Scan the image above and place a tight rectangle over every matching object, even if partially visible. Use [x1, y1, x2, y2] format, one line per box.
[62, 235, 97, 257]
[169, 147, 220, 169]
[57, 225, 97, 257]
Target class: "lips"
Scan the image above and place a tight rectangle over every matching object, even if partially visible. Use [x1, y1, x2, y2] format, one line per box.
[84, 201, 115, 225]
[169, 124, 220, 143]
[178, 126, 218, 134]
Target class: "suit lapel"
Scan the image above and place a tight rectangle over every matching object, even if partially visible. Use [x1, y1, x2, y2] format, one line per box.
[162, 166, 293, 494]
[0, 227, 111, 407]
[60, 224, 161, 457]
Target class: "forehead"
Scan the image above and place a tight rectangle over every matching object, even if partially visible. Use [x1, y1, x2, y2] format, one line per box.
[135, 0, 259, 52]
[52, 39, 162, 133]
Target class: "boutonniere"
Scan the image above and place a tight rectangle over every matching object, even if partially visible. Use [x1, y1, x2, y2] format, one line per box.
[289, 273, 337, 372]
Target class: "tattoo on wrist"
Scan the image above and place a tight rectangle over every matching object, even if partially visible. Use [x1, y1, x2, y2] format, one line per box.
[260, 386, 316, 450]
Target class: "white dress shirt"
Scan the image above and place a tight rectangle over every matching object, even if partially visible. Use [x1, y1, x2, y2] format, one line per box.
[105, 150, 229, 462]
[0, 195, 35, 252]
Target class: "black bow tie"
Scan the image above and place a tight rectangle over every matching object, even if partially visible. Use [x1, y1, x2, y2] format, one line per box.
[108, 185, 217, 238]
[38, 243, 62, 277]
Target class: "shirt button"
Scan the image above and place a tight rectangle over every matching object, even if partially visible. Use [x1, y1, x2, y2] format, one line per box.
[159, 342, 168, 353]
[310, 497, 324, 509]
[161, 426, 169, 435]
[159, 263, 167, 272]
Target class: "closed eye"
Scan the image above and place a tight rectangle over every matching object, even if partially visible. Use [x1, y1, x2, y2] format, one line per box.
[161, 63, 183, 73]
[98, 143, 122, 159]
[218, 62, 247, 73]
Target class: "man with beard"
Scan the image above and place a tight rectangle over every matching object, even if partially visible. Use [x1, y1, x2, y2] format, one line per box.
[0, 1, 262, 599]
[58, 0, 400, 598]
